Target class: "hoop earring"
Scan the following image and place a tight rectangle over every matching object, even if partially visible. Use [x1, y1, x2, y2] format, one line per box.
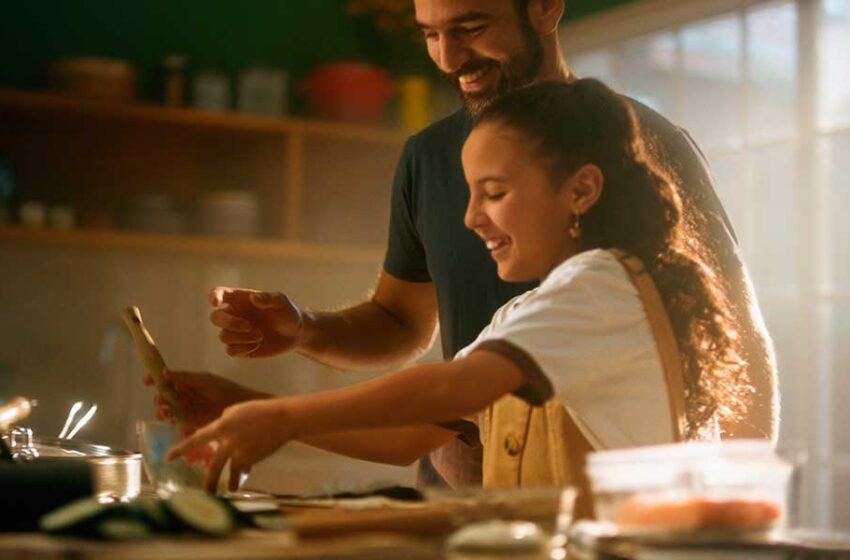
[569, 213, 582, 240]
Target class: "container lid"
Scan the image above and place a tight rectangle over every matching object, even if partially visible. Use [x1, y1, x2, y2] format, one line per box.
[588, 439, 779, 467]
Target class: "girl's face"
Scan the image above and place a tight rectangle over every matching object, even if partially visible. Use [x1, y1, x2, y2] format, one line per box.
[462, 121, 586, 282]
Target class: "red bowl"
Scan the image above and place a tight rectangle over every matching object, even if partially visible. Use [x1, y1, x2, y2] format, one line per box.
[299, 62, 395, 123]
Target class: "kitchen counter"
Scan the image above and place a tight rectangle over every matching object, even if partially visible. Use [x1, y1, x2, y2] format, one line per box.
[0, 531, 442, 560]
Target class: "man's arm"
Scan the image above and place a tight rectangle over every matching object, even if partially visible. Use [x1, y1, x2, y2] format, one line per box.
[211, 270, 439, 372]
[297, 270, 439, 371]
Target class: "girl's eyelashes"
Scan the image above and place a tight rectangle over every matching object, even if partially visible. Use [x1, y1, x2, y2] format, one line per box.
[485, 191, 507, 201]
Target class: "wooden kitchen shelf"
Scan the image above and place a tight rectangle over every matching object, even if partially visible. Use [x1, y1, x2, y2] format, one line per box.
[0, 226, 385, 264]
[0, 88, 405, 250]
[0, 89, 409, 145]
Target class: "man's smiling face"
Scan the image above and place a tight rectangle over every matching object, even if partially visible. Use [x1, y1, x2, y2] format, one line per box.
[414, 0, 544, 116]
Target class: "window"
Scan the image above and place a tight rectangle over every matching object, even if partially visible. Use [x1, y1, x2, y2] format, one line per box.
[563, 0, 850, 529]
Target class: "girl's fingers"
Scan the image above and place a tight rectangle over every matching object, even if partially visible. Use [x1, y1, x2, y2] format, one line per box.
[204, 449, 229, 493]
[229, 461, 245, 492]
[166, 422, 218, 461]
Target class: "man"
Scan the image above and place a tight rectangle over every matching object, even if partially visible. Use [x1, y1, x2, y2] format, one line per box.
[209, 0, 778, 488]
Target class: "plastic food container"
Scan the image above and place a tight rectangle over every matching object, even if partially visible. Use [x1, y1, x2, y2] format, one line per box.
[586, 440, 793, 536]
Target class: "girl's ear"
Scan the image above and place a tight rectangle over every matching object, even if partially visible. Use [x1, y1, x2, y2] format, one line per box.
[566, 164, 604, 214]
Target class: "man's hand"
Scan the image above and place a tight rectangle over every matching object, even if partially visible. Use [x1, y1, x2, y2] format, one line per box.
[144, 368, 269, 429]
[166, 398, 294, 492]
[209, 287, 304, 358]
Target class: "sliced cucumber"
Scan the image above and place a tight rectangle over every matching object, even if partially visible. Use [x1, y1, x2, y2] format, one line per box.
[97, 518, 152, 541]
[166, 489, 234, 537]
[135, 495, 176, 531]
[39, 497, 112, 534]
[251, 513, 290, 532]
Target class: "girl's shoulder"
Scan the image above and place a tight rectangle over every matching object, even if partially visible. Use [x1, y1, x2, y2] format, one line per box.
[542, 249, 631, 291]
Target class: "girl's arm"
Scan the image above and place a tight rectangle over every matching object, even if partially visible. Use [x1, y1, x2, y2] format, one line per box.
[168, 349, 525, 490]
[299, 425, 459, 466]
[285, 349, 525, 436]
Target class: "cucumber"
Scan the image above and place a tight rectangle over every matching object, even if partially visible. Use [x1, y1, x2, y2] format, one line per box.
[250, 513, 290, 532]
[97, 518, 152, 541]
[165, 489, 234, 537]
[39, 497, 112, 534]
[135, 495, 176, 531]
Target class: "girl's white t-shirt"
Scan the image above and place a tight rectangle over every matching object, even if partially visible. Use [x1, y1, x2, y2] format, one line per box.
[454, 249, 676, 450]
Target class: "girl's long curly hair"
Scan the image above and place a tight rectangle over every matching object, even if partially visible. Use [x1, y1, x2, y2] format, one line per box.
[475, 79, 750, 438]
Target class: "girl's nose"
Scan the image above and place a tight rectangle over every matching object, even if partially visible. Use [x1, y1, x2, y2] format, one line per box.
[464, 197, 487, 231]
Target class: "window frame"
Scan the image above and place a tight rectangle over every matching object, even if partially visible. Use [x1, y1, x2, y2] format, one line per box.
[560, 0, 848, 529]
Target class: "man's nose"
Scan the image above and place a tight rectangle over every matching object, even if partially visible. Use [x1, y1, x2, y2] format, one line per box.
[434, 35, 469, 75]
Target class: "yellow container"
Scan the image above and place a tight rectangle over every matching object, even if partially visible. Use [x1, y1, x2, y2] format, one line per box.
[398, 75, 432, 132]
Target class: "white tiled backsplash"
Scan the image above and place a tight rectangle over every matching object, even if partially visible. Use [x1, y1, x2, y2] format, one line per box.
[0, 242, 428, 493]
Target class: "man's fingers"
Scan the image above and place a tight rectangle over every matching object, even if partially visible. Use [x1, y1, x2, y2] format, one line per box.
[226, 343, 261, 358]
[211, 287, 261, 308]
[249, 292, 286, 310]
[219, 329, 263, 346]
[210, 309, 252, 332]
[209, 287, 228, 307]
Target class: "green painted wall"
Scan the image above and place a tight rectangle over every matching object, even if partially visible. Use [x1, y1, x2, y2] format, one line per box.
[0, 0, 636, 107]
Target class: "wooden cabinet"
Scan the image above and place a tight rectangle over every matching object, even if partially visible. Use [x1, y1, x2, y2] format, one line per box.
[0, 89, 407, 261]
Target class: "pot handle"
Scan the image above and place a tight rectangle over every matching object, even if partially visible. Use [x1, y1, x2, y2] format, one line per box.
[0, 396, 34, 430]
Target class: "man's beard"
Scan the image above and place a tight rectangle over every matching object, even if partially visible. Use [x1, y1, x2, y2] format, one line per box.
[443, 21, 544, 117]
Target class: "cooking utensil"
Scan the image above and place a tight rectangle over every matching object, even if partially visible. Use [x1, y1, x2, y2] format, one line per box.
[66, 404, 97, 439]
[32, 437, 141, 500]
[58, 400, 83, 438]
[58, 401, 97, 439]
[0, 396, 35, 429]
[1, 394, 141, 501]
[2, 427, 142, 500]
[121, 306, 187, 426]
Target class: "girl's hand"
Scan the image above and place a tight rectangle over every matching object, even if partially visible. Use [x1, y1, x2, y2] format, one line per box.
[165, 398, 294, 492]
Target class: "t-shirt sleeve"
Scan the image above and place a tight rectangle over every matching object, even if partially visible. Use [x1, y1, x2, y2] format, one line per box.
[383, 136, 432, 282]
[457, 256, 643, 407]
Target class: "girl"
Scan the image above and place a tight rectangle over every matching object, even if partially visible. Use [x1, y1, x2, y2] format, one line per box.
[165, 79, 753, 514]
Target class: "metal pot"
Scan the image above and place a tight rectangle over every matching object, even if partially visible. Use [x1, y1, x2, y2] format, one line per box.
[2, 426, 142, 500]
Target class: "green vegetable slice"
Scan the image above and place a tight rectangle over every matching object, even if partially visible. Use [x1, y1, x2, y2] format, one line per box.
[39, 497, 110, 534]
[166, 489, 234, 537]
[97, 518, 152, 540]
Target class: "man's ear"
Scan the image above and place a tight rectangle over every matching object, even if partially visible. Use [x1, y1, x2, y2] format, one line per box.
[526, 0, 565, 36]
[565, 164, 603, 214]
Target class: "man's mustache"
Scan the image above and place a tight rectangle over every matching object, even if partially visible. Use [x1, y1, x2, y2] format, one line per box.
[443, 58, 501, 86]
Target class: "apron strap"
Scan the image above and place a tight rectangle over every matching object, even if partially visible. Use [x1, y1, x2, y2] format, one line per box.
[608, 249, 687, 442]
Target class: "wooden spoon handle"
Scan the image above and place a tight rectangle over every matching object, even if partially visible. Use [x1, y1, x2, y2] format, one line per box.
[121, 306, 186, 425]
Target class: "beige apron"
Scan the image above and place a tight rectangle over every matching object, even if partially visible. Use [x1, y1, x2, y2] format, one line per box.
[480, 250, 687, 519]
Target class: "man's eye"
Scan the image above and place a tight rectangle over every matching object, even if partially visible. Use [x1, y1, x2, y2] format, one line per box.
[422, 30, 438, 41]
[485, 192, 506, 201]
[460, 25, 486, 36]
